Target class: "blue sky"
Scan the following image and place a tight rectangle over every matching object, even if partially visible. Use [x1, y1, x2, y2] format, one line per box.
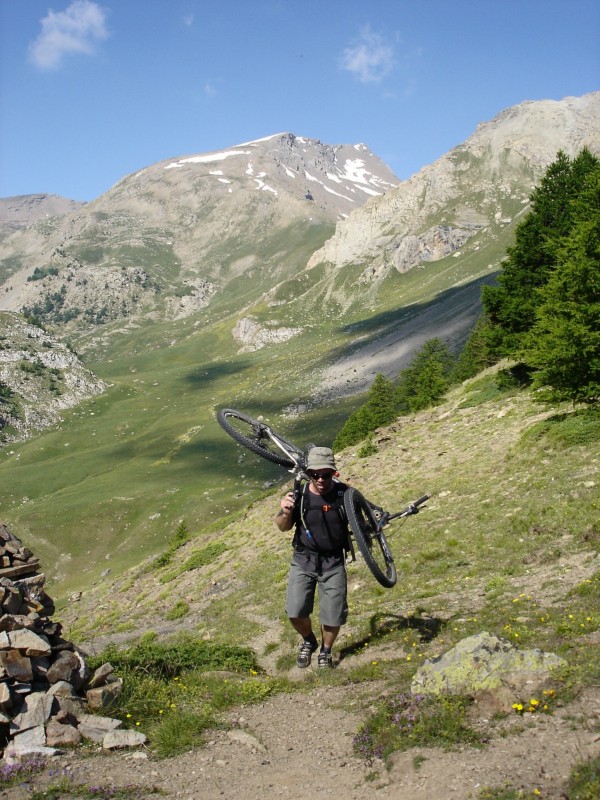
[1, 0, 598, 202]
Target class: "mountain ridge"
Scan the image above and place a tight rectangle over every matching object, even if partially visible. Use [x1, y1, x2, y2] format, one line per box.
[0, 92, 598, 594]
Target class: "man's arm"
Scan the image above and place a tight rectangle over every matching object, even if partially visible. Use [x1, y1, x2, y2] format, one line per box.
[274, 491, 295, 532]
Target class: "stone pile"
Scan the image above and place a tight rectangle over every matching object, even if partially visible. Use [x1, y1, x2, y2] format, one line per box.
[0, 522, 145, 760]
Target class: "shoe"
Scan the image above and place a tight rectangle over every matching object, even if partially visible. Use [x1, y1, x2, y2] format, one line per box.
[317, 650, 334, 669]
[296, 639, 318, 668]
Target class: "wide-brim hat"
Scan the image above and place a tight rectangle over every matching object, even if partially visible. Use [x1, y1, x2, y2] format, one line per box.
[306, 446, 336, 471]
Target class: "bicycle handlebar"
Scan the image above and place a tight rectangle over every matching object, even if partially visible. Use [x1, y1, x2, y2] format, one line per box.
[383, 493, 430, 525]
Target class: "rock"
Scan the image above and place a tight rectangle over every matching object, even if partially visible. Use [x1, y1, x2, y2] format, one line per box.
[0, 523, 125, 758]
[77, 712, 122, 732]
[1, 628, 51, 657]
[0, 681, 13, 710]
[46, 650, 82, 685]
[10, 724, 47, 748]
[103, 729, 147, 750]
[472, 686, 517, 716]
[3, 743, 62, 761]
[10, 691, 54, 733]
[86, 678, 123, 710]
[226, 729, 267, 753]
[45, 718, 82, 747]
[47, 680, 78, 698]
[78, 716, 122, 744]
[411, 632, 566, 698]
[87, 662, 114, 689]
[54, 709, 77, 725]
[0, 650, 33, 682]
[2, 586, 23, 615]
[55, 696, 87, 716]
[0, 614, 38, 632]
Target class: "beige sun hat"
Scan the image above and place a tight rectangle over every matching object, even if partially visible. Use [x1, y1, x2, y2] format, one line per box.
[306, 446, 336, 471]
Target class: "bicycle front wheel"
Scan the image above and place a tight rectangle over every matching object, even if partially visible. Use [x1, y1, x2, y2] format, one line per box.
[344, 487, 397, 588]
[217, 409, 304, 469]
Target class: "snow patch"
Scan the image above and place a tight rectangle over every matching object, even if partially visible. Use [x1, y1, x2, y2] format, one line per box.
[165, 150, 251, 169]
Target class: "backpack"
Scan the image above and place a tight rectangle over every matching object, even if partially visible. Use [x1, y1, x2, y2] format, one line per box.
[293, 479, 355, 562]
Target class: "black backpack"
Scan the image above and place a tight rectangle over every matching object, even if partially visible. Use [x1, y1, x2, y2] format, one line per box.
[293, 479, 355, 561]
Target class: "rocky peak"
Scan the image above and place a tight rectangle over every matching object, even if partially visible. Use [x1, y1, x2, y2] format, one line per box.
[308, 92, 600, 276]
[0, 195, 85, 241]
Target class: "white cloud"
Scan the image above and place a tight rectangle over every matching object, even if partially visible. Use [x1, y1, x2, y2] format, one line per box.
[29, 0, 109, 70]
[183, 14, 194, 27]
[204, 81, 217, 97]
[340, 25, 395, 84]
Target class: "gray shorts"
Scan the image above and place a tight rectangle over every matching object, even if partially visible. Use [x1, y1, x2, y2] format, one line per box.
[285, 562, 348, 627]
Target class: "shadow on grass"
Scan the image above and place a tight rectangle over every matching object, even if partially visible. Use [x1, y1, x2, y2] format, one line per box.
[339, 612, 445, 661]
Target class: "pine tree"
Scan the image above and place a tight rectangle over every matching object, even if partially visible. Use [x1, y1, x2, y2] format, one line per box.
[482, 148, 600, 358]
[452, 314, 498, 382]
[333, 373, 396, 450]
[395, 338, 454, 413]
[525, 167, 600, 403]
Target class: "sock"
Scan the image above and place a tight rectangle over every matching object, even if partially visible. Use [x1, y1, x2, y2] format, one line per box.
[320, 645, 331, 653]
[304, 634, 317, 647]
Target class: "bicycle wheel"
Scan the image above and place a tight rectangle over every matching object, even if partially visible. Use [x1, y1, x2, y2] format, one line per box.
[217, 409, 305, 469]
[344, 487, 397, 588]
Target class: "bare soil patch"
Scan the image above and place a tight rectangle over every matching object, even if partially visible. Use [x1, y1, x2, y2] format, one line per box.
[2, 678, 599, 799]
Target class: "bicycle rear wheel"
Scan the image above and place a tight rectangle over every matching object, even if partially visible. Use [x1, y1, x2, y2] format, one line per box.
[217, 408, 305, 469]
[344, 487, 397, 588]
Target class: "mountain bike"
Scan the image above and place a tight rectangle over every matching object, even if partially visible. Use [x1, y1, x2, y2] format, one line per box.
[217, 408, 429, 588]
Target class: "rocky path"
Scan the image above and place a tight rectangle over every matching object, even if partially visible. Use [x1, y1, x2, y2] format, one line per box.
[2, 680, 599, 799]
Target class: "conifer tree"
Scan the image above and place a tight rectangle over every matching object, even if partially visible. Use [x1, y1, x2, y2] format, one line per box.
[481, 148, 599, 358]
[333, 373, 396, 449]
[395, 338, 454, 413]
[525, 167, 600, 403]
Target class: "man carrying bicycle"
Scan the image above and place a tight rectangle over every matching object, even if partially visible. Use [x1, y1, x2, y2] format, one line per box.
[274, 446, 350, 669]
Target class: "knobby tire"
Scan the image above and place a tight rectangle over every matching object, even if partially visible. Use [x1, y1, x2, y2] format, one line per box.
[217, 408, 304, 469]
[344, 487, 397, 588]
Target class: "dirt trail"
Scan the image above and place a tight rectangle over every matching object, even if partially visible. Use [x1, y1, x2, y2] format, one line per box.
[2, 673, 599, 800]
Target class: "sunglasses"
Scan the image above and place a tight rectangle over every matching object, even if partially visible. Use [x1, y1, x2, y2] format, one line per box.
[308, 471, 335, 480]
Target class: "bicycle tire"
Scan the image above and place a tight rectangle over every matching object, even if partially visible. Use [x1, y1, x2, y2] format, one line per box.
[217, 408, 305, 469]
[344, 487, 397, 588]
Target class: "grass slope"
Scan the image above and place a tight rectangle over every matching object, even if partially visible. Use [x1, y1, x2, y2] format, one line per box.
[0, 217, 518, 599]
[59, 366, 599, 678]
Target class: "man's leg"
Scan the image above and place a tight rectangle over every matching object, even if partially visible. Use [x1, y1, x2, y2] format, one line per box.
[321, 624, 340, 649]
[317, 565, 348, 667]
[289, 616, 314, 638]
[286, 565, 318, 667]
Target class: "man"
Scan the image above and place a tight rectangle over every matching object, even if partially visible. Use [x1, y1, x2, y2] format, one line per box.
[274, 446, 350, 669]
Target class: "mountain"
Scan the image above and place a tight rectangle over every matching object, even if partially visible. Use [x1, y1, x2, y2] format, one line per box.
[0, 134, 398, 355]
[310, 92, 600, 276]
[0, 311, 106, 441]
[0, 93, 598, 596]
[0, 194, 85, 242]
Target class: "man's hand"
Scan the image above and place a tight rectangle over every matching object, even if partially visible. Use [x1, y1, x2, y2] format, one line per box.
[274, 491, 295, 531]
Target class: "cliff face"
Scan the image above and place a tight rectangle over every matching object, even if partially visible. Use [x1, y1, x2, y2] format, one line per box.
[307, 93, 600, 278]
[0, 312, 106, 442]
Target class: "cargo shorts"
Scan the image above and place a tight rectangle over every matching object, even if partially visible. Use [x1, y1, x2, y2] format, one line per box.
[285, 562, 348, 627]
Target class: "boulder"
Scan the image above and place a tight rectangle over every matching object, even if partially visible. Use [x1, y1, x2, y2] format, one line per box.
[103, 729, 147, 750]
[9, 692, 54, 734]
[87, 662, 114, 689]
[411, 632, 566, 700]
[85, 678, 123, 710]
[45, 718, 82, 747]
